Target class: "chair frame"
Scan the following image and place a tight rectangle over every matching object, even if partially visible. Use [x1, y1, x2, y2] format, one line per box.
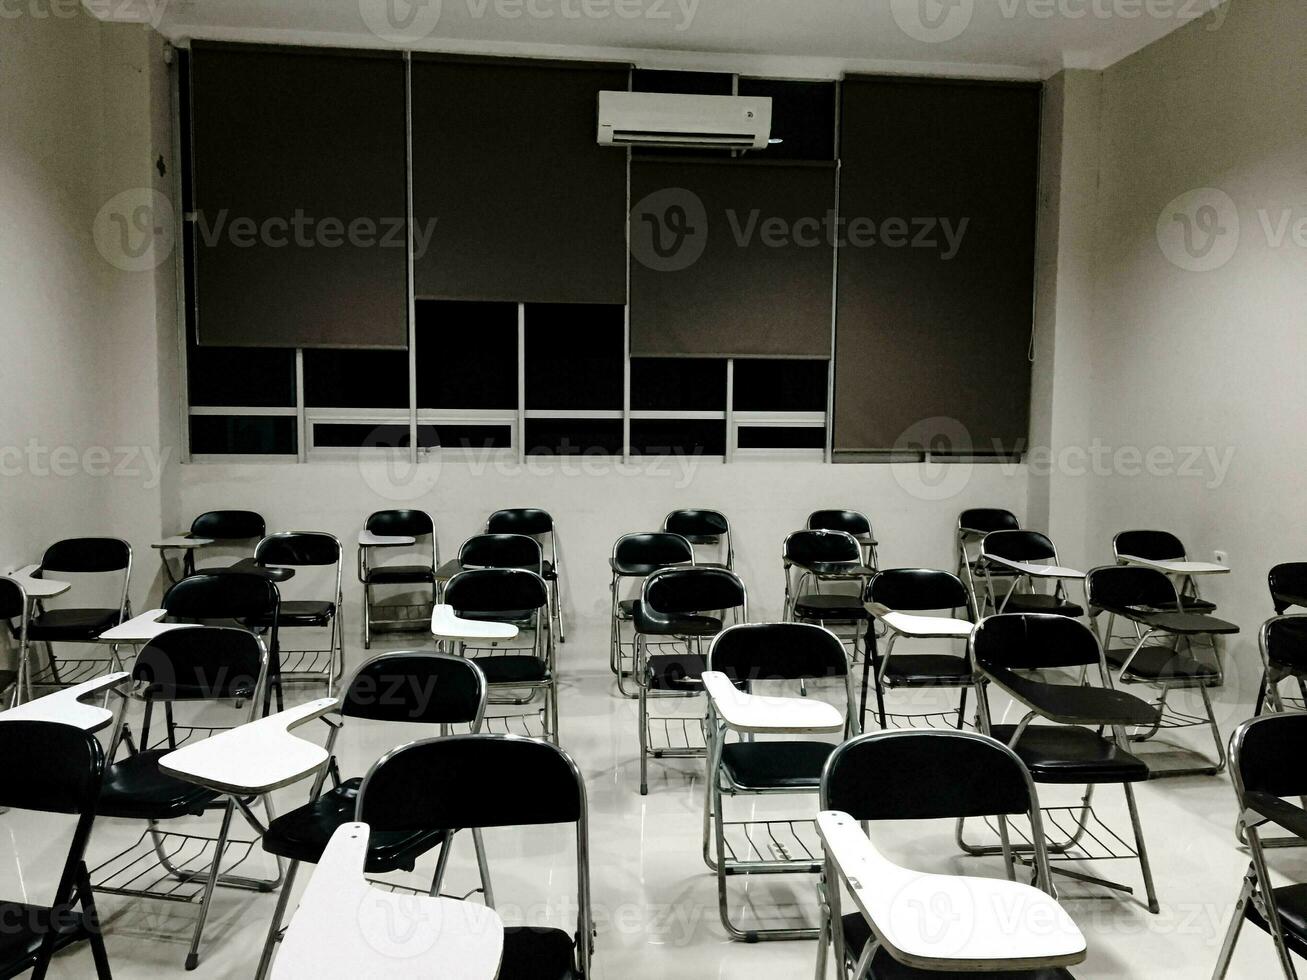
[664, 508, 734, 569]
[781, 529, 872, 666]
[702, 622, 860, 942]
[255, 531, 345, 697]
[609, 532, 696, 697]
[955, 508, 1020, 618]
[805, 509, 879, 570]
[635, 566, 748, 795]
[487, 508, 566, 643]
[977, 529, 1082, 618]
[358, 509, 438, 649]
[1, 576, 33, 707]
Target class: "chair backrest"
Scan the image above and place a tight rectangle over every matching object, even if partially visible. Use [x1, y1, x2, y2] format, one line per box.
[1114, 529, 1185, 562]
[255, 531, 341, 567]
[1260, 615, 1307, 673]
[643, 567, 746, 618]
[612, 532, 694, 569]
[807, 509, 872, 538]
[1232, 712, 1307, 803]
[486, 508, 554, 537]
[132, 626, 266, 702]
[163, 571, 280, 621]
[1269, 562, 1307, 612]
[866, 568, 968, 612]
[0, 577, 27, 621]
[980, 529, 1057, 564]
[1085, 564, 1177, 612]
[459, 533, 542, 571]
[971, 613, 1102, 671]
[366, 509, 435, 539]
[190, 510, 266, 541]
[663, 509, 729, 540]
[783, 529, 860, 568]
[0, 720, 105, 814]
[958, 508, 1020, 535]
[41, 537, 130, 574]
[821, 729, 1035, 821]
[708, 622, 847, 681]
[341, 652, 486, 726]
[444, 567, 549, 615]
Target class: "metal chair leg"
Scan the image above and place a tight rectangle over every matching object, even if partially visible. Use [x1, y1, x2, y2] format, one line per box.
[1211, 872, 1253, 979]
[185, 798, 237, 971]
[255, 858, 300, 980]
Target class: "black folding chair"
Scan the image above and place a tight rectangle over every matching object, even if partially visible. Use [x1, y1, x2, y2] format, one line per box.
[250, 532, 344, 697]
[92, 626, 280, 971]
[663, 509, 733, 569]
[807, 509, 878, 570]
[356, 734, 593, 979]
[21, 538, 132, 693]
[977, 530, 1084, 617]
[185, 510, 266, 575]
[956, 507, 1020, 617]
[1271, 563, 1307, 615]
[444, 567, 558, 743]
[0, 720, 111, 980]
[487, 509, 565, 643]
[256, 652, 489, 979]
[459, 532, 544, 574]
[962, 613, 1160, 913]
[861, 568, 973, 731]
[1215, 712, 1307, 978]
[1260, 566, 1307, 715]
[1086, 564, 1238, 776]
[609, 532, 695, 696]
[0, 576, 30, 706]
[701, 622, 858, 941]
[1113, 529, 1218, 612]
[817, 729, 1086, 980]
[358, 509, 437, 649]
[782, 529, 873, 665]
[633, 566, 747, 795]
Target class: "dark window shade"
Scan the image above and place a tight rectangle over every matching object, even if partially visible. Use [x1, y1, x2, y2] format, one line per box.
[525, 304, 624, 410]
[415, 301, 518, 410]
[189, 43, 408, 349]
[303, 348, 409, 409]
[834, 77, 1040, 454]
[411, 56, 629, 304]
[733, 359, 829, 412]
[632, 69, 733, 95]
[630, 160, 835, 358]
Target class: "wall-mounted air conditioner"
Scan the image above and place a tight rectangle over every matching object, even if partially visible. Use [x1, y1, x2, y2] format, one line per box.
[597, 91, 772, 151]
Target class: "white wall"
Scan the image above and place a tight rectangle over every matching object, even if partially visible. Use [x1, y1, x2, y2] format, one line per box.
[179, 458, 1028, 631]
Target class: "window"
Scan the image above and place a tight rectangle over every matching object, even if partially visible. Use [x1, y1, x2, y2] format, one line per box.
[415, 301, 518, 410]
[630, 359, 726, 412]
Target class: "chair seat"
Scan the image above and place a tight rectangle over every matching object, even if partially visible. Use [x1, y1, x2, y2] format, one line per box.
[794, 594, 870, 621]
[989, 724, 1149, 784]
[721, 740, 835, 790]
[363, 564, 436, 585]
[1122, 610, 1239, 636]
[997, 594, 1083, 617]
[630, 600, 722, 637]
[97, 750, 220, 819]
[646, 654, 708, 691]
[1247, 883, 1307, 957]
[881, 653, 972, 686]
[1147, 596, 1217, 614]
[497, 926, 576, 980]
[0, 900, 93, 971]
[475, 656, 549, 685]
[841, 915, 1075, 979]
[453, 610, 538, 625]
[263, 778, 446, 873]
[22, 608, 121, 642]
[1105, 645, 1221, 681]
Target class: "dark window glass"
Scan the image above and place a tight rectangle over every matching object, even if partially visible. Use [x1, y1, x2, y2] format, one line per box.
[525, 304, 624, 410]
[630, 358, 726, 411]
[737, 425, 826, 449]
[738, 78, 836, 161]
[419, 424, 512, 450]
[524, 419, 623, 456]
[416, 300, 518, 409]
[303, 348, 409, 408]
[630, 419, 725, 456]
[733, 359, 829, 412]
[190, 415, 296, 454]
[632, 69, 733, 95]
[312, 423, 512, 449]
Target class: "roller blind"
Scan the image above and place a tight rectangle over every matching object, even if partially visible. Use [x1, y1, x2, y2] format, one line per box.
[629, 159, 836, 358]
[411, 55, 629, 304]
[833, 76, 1040, 453]
[190, 42, 408, 348]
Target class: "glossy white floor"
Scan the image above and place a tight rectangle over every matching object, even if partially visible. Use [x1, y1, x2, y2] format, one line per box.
[3, 623, 1301, 979]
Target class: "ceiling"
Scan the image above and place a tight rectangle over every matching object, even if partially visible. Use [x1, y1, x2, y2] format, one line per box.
[93, 0, 1229, 78]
